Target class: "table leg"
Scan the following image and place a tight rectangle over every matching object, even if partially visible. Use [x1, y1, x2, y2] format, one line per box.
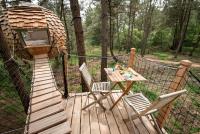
[110, 82, 134, 110]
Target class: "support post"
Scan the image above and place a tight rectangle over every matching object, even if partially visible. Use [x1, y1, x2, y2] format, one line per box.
[127, 48, 136, 88]
[128, 48, 136, 68]
[60, 47, 69, 98]
[62, 53, 68, 98]
[156, 60, 192, 128]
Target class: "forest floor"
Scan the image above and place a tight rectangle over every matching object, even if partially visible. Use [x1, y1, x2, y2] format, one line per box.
[144, 54, 200, 68]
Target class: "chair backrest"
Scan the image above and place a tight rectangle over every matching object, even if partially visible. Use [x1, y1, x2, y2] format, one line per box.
[79, 63, 93, 89]
[141, 89, 187, 115]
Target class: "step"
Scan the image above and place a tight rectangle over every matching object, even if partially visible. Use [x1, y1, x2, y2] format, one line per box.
[34, 65, 49, 70]
[34, 54, 48, 59]
[33, 83, 55, 91]
[34, 70, 52, 76]
[30, 96, 62, 113]
[28, 111, 68, 134]
[33, 79, 54, 87]
[33, 77, 53, 83]
[38, 122, 71, 134]
[33, 73, 52, 80]
[34, 68, 51, 72]
[35, 63, 49, 68]
[31, 87, 56, 98]
[31, 91, 61, 104]
[29, 103, 64, 123]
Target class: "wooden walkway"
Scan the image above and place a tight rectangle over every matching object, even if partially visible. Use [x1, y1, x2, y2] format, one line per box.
[24, 54, 157, 134]
[24, 54, 71, 134]
[65, 91, 158, 134]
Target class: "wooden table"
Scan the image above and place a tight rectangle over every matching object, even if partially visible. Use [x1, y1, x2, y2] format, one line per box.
[104, 67, 146, 110]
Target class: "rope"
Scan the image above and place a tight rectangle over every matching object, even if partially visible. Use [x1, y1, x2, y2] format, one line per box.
[3, 56, 15, 65]
[1, 127, 24, 134]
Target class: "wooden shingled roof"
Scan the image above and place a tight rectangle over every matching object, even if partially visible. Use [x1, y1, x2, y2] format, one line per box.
[7, 6, 47, 30]
[0, 3, 67, 59]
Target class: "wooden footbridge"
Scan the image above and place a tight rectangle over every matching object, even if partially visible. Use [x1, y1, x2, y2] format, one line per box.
[24, 54, 71, 134]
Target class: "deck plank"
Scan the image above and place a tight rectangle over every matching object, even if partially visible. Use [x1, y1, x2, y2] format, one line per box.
[31, 87, 56, 98]
[96, 99, 110, 134]
[30, 96, 62, 113]
[33, 83, 55, 91]
[103, 96, 121, 134]
[33, 76, 53, 83]
[65, 93, 76, 127]
[29, 103, 64, 123]
[71, 94, 82, 134]
[115, 93, 139, 134]
[34, 68, 51, 73]
[38, 122, 71, 134]
[81, 93, 91, 134]
[141, 117, 158, 134]
[107, 94, 130, 134]
[88, 95, 101, 134]
[28, 111, 67, 134]
[34, 70, 52, 76]
[33, 79, 54, 86]
[31, 91, 60, 104]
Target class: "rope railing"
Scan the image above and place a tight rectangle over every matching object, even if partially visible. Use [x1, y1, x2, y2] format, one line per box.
[51, 53, 199, 133]
[0, 58, 31, 134]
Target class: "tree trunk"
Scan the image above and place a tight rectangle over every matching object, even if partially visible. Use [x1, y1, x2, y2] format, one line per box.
[69, 0, 87, 91]
[63, 8, 71, 59]
[126, 0, 133, 52]
[0, 27, 29, 114]
[108, 0, 118, 62]
[117, 14, 120, 51]
[171, 21, 179, 50]
[60, 0, 64, 20]
[39, 0, 48, 8]
[101, 0, 109, 81]
[174, 0, 192, 58]
[140, 0, 154, 57]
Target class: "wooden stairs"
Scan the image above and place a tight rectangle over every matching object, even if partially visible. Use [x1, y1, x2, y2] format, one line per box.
[24, 54, 71, 134]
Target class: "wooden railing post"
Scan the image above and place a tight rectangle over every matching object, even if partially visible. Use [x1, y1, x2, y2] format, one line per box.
[156, 60, 192, 128]
[126, 48, 136, 88]
[128, 48, 136, 68]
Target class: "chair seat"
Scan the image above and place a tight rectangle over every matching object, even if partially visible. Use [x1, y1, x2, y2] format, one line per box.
[92, 82, 110, 92]
[124, 93, 152, 114]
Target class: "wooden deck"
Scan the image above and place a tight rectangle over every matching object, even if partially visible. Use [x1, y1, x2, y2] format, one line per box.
[65, 91, 158, 134]
[25, 54, 158, 134]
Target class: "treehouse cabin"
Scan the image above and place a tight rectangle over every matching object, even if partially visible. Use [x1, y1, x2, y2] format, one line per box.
[0, 3, 66, 59]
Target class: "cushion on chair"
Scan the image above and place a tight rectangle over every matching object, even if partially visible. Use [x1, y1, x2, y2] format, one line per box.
[92, 82, 110, 92]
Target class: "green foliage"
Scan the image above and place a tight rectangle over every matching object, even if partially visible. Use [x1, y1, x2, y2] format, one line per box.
[132, 83, 158, 101]
[152, 52, 171, 60]
[85, 5, 101, 46]
[149, 28, 172, 48]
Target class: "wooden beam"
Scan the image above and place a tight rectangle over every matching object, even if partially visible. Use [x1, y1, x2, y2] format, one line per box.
[126, 48, 136, 88]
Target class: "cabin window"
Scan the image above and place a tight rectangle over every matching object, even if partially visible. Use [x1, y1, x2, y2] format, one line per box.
[21, 30, 49, 46]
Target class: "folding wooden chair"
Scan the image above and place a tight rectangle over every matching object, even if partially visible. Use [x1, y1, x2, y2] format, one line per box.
[123, 89, 187, 133]
[79, 63, 112, 110]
